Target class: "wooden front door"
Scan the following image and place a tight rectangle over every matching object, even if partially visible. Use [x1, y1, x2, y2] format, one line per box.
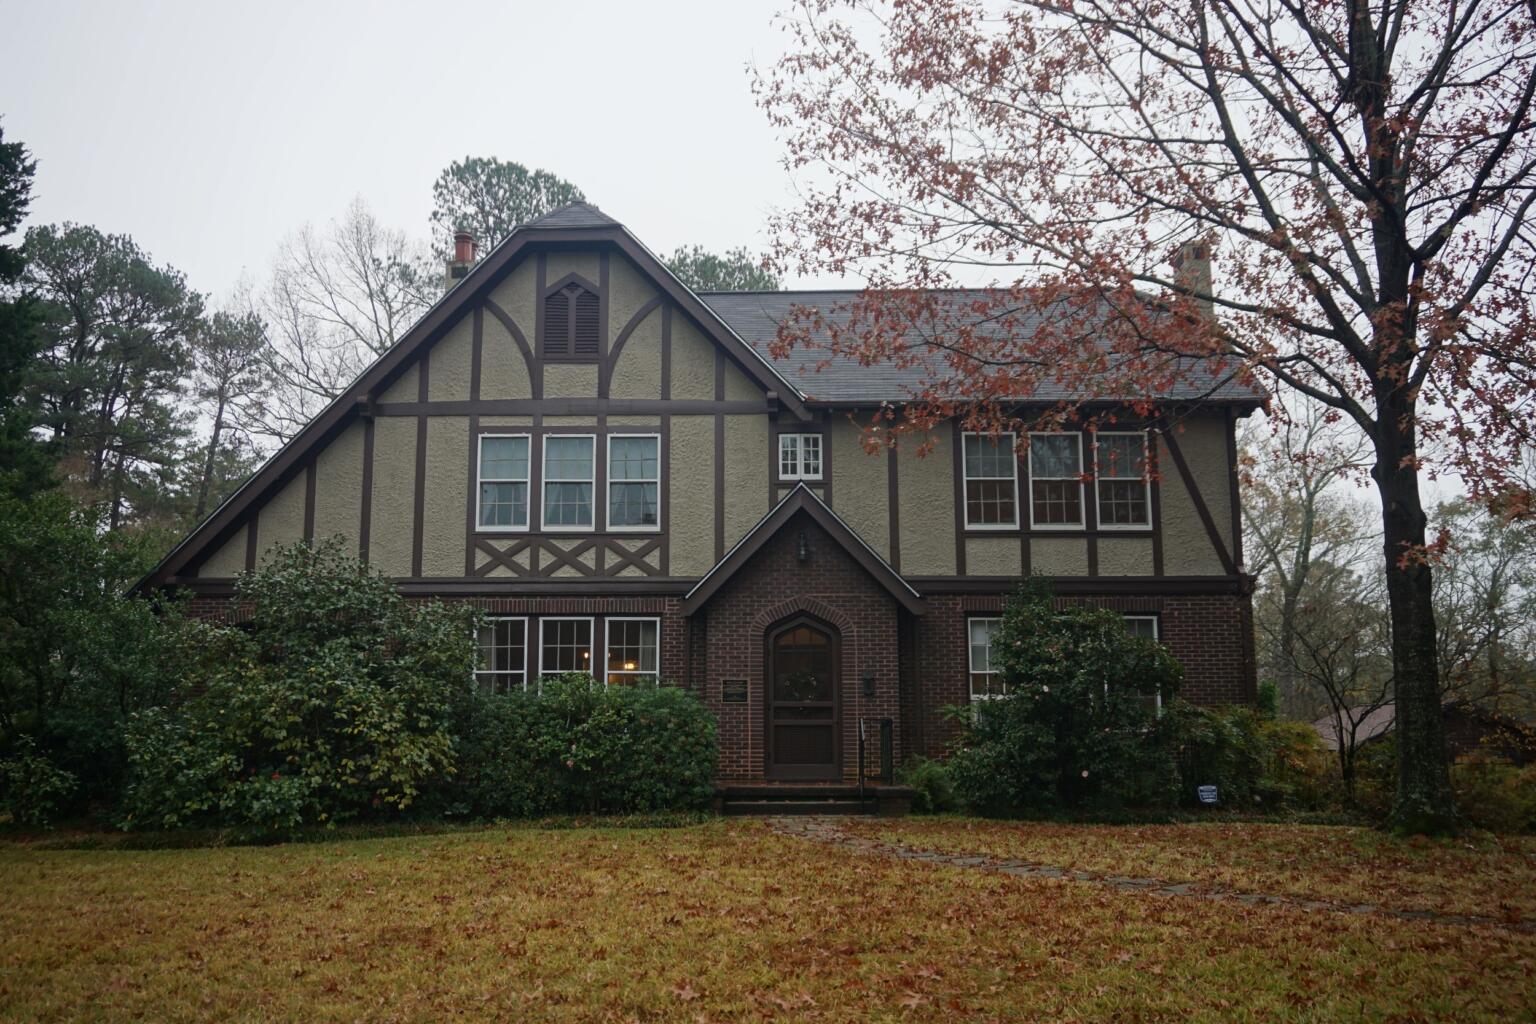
[765, 617, 840, 780]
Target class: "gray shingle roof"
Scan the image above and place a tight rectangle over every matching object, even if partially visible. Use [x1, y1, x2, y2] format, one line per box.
[522, 202, 618, 230]
[698, 289, 1262, 405]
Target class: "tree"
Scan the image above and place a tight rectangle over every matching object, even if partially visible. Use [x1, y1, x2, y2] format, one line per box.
[429, 157, 584, 255]
[0, 123, 53, 498]
[23, 223, 202, 527]
[187, 310, 266, 520]
[761, 0, 1536, 833]
[252, 199, 433, 442]
[664, 245, 781, 291]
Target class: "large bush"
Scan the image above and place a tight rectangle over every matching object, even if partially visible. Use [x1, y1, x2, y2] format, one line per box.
[120, 541, 477, 834]
[1161, 703, 1337, 810]
[1355, 735, 1536, 832]
[947, 583, 1184, 814]
[451, 674, 716, 817]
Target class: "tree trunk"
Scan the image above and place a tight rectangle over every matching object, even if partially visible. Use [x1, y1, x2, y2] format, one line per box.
[194, 394, 226, 520]
[1371, 413, 1457, 833]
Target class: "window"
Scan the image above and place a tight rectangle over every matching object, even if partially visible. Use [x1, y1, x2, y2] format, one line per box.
[778, 433, 823, 480]
[1096, 432, 1150, 528]
[539, 617, 593, 678]
[542, 435, 595, 529]
[543, 281, 600, 358]
[608, 435, 660, 529]
[963, 433, 1018, 527]
[606, 617, 659, 685]
[968, 617, 1007, 699]
[1028, 432, 1084, 528]
[1123, 615, 1162, 711]
[477, 435, 530, 530]
[475, 617, 527, 693]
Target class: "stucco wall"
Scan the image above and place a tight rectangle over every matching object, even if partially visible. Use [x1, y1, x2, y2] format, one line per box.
[199, 524, 247, 577]
[488, 259, 538, 348]
[896, 424, 956, 575]
[669, 415, 714, 575]
[544, 363, 598, 398]
[368, 416, 416, 576]
[1032, 536, 1088, 576]
[722, 415, 769, 549]
[610, 305, 662, 398]
[1159, 414, 1233, 575]
[311, 421, 364, 554]
[256, 472, 307, 564]
[966, 536, 1022, 576]
[420, 417, 468, 575]
[427, 317, 473, 402]
[1098, 535, 1155, 576]
[828, 419, 888, 557]
[380, 365, 417, 404]
[480, 306, 531, 400]
[670, 317, 716, 400]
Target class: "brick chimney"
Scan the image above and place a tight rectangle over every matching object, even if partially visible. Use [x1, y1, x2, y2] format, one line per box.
[1171, 238, 1213, 316]
[444, 229, 477, 291]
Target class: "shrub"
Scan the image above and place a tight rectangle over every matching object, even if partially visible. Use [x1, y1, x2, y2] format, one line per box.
[451, 675, 717, 818]
[0, 736, 78, 826]
[1161, 703, 1336, 810]
[947, 582, 1184, 814]
[1450, 761, 1536, 833]
[120, 541, 477, 834]
[898, 756, 957, 814]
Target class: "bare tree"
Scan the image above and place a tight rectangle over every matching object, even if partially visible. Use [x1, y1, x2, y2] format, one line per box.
[188, 309, 266, 520]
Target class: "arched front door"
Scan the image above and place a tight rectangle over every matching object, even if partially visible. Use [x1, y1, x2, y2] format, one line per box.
[765, 617, 840, 780]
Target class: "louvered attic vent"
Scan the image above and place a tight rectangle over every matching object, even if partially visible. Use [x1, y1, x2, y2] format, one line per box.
[543, 282, 600, 358]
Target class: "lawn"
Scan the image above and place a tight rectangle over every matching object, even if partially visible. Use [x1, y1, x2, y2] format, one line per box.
[1, 820, 1532, 1023]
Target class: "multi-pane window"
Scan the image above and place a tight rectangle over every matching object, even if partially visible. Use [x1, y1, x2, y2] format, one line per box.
[605, 617, 659, 685]
[475, 617, 527, 693]
[962, 433, 1018, 527]
[608, 435, 660, 529]
[539, 617, 593, 678]
[1123, 615, 1163, 711]
[1096, 432, 1150, 528]
[477, 435, 530, 529]
[1028, 433, 1084, 528]
[968, 617, 1007, 699]
[542, 435, 595, 529]
[778, 433, 823, 480]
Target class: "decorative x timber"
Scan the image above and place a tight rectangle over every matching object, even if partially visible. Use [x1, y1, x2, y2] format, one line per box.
[472, 536, 663, 579]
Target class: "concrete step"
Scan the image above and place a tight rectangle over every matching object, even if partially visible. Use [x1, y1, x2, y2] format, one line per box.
[721, 798, 873, 816]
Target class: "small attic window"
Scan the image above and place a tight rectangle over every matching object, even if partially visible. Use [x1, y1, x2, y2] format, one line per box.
[543, 281, 601, 359]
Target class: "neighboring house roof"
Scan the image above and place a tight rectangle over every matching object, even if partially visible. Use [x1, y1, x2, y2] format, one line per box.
[699, 289, 1265, 406]
[1312, 705, 1397, 751]
[681, 484, 926, 616]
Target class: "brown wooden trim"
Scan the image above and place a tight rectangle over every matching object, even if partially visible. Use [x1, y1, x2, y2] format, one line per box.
[469, 305, 483, 402]
[714, 410, 726, 562]
[1149, 428, 1165, 576]
[602, 295, 663, 398]
[302, 461, 316, 543]
[660, 303, 672, 401]
[412, 415, 428, 577]
[905, 574, 1254, 596]
[482, 298, 537, 396]
[359, 416, 375, 564]
[606, 538, 663, 576]
[1083, 432, 1099, 576]
[539, 539, 598, 577]
[951, 423, 967, 575]
[595, 414, 608, 536]
[373, 398, 768, 417]
[474, 538, 532, 577]
[660, 413, 672, 574]
[1225, 407, 1243, 569]
[244, 511, 258, 574]
[464, 414, 480, 575]
[886, 445, 901, 572]
[1160, 424, 1238, 575]
[539, 269, 605, 364]
[682, 485, 925, 617]
[599, 251, 610, 360]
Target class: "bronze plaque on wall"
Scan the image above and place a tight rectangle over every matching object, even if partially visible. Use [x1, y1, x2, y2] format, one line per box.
[721, 679, 748, 704]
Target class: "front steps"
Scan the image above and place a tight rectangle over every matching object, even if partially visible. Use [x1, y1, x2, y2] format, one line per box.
[714, 783, 915, 817]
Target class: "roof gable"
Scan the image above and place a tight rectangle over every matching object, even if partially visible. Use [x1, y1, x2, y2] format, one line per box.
[680, 484, 925, 616]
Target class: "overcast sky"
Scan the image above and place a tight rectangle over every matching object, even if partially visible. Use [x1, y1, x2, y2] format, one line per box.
[1, 0, 822, 302]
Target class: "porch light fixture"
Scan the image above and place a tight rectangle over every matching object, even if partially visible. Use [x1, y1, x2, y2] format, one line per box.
[796, 529, 810, 562]
[862, 671, 876, 698]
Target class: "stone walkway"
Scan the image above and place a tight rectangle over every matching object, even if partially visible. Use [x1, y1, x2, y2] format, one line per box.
[767, 816, 1533, 933]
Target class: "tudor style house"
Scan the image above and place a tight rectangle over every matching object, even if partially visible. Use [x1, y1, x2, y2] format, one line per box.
[140, 203, 1259, 787]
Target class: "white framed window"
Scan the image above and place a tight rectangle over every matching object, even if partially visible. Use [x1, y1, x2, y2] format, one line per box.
[475, 617, 528, 693]
[1028, 432, 1084, 529]
[605, 616, 660, 685]
[962, 432, 1018, 528]
[1123, 615, 1163, 711]
[778, 433, 823, 480]
[968, 617, 1007, 699]
[477, 435, 530, 530]
[1096, 432, 1151, 529]
[542, 434, 595, 530]
[607, 434, 661, 530]
[538, 616, 594, 679]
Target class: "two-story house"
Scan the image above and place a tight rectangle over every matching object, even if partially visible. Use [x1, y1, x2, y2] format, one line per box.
[138, 203, 1258, 788]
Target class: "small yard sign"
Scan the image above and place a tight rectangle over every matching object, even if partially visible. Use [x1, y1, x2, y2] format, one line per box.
[1197, 785, 1219, 805]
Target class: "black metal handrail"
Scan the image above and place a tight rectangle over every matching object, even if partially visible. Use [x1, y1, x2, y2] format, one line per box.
[857, 717, 895, 810]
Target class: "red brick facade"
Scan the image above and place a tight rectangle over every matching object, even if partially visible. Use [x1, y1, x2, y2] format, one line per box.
[179, 511, 1256, 782]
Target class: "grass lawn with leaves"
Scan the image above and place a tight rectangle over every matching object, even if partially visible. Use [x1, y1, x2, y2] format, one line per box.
[2, 819, 1533, 1022]
[838, 817, 1536, 922]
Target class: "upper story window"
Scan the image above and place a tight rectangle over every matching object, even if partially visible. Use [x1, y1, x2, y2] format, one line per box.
[475, 617, 528, 693]
[778, 433, 823, 480]
[963, 432, 1018, 528]
[1028, 432, 1084, 529]
[543, 280, 600, 359]
[478, 435, 530, 530]
[1096, 432, 1150, 528]
[968, 617, 1007, 699]
[543, 435, 595, 529]
[608, 435, 660, 530]
[605, 617, 660, 685]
